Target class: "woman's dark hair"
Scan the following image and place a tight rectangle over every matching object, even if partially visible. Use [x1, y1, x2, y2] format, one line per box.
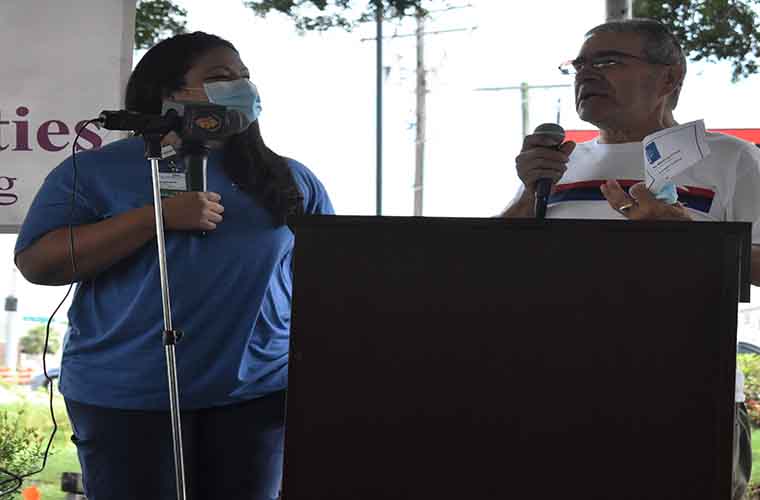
[125, 31, 304, 225]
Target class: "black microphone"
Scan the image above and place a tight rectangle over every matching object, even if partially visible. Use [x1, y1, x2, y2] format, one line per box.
[181, 140, 210, 237]
[194, 107, 248, 137]
[162, 102, 251, 142]
[99, 104, 250, 139]
[532, 123, 566, 219]
[98, 109, 180, 134]
[168, 104, 249, 194]
[183, 141, 208, 192]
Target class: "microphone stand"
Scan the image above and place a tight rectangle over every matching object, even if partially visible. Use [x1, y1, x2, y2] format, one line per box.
[143, 132, 187, 500]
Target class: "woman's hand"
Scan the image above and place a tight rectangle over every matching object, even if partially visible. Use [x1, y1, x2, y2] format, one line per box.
[162, 191, 224, 231]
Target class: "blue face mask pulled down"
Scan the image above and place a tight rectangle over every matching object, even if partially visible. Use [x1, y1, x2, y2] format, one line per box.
[203, 79, 262, 123]
[655, 182, 679, 205]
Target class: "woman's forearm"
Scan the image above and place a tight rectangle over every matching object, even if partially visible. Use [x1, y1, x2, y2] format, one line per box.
[16, 205, 157, 285]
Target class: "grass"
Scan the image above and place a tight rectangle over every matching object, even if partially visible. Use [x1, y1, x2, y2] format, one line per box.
[36, 441, 80, 499]
[19, 444, 80, 500]
[752, 427, 760, 486]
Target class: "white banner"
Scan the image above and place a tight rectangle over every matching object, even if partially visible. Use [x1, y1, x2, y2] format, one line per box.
[0, 0, 136, 232]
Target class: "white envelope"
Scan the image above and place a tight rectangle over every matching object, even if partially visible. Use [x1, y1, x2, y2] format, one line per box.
[643, 120, 711, 194]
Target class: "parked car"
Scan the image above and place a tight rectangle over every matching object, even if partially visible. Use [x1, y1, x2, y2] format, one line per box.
[29, 367, 60, 391]
[738, 342, 760, 355]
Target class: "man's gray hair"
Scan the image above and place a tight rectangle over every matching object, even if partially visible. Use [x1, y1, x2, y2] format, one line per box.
[586, 18, 687, 110]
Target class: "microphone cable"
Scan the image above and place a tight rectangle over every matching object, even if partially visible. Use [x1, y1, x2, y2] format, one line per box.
[0, 118, 99, 498]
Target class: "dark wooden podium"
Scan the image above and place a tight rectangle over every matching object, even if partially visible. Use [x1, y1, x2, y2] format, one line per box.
[282, 216, 751, 500]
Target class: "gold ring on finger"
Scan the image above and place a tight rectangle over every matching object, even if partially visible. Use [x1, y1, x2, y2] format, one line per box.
[618, 202, 635, 213]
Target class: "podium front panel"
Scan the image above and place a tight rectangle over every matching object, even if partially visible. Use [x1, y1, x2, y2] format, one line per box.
[283, 217, 749, 500]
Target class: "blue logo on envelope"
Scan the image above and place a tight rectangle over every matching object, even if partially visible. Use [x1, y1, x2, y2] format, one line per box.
[645, 142, 662, 164]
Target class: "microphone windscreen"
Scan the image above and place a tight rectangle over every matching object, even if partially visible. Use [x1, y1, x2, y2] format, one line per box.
[225, 109, 251, 135]
[162, 100, 185, 116]
[533, 123, 565, 144]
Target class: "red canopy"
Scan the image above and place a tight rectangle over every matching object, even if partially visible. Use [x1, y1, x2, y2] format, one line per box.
[565, 128, 760, 145]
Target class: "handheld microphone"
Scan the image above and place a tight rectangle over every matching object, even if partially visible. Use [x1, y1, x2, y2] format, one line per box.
[532, 123, 566, 220]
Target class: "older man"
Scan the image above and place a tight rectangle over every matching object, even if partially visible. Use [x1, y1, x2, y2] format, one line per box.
[502, 18, 759, 500]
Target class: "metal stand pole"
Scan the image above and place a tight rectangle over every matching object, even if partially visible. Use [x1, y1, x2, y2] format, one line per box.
[605, 0, 632, 20]
[145, 134, 187, 500]
[375, 1, 383, 216]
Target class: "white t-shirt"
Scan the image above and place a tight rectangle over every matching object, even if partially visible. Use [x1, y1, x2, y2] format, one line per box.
[510, 133, 760, 402]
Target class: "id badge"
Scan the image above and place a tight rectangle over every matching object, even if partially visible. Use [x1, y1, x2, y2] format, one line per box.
[158, 146, 190, 198]
[159, 171, 188, 198]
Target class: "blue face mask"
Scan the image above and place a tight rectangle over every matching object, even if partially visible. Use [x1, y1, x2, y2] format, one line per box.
[654, 182, 679, 205]
[203, 79, 262, 123]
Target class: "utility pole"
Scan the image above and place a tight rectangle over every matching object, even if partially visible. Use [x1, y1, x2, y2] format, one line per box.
[606, 0, 632, 20]
[3, 267, 18, 370]
[411, 5, 474, 216]
[520, 82, 529, 139]
[363, 5, 474, 217]
[413, 10, 426, 217]
[474, 83, 572, 139]
[375, 1, 384, 216]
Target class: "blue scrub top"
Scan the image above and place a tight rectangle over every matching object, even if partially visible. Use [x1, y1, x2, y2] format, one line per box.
[15, 137, 334, 410]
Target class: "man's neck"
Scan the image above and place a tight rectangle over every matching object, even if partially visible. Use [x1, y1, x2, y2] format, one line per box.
[596, 111, 672, 144]
[664, 109, 678, 127]
[599, 122, 670, 143]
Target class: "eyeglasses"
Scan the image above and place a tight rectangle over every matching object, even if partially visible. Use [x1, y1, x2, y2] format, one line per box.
[558, 52, 668, 76]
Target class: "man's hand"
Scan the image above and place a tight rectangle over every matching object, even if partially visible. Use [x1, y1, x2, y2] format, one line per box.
[501, 134, 576, 218]
[162, 191, 225, 231]
[515, 134, 576, 193]
[600, 180, 691, 221]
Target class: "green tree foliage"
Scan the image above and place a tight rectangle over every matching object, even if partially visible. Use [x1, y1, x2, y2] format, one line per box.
[135, 0, 188, 49]
[244, 1, 431, 31]
[634, 0, 760, 81]
[18, 325, 60, 356]
[739, 353, 760, 426]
